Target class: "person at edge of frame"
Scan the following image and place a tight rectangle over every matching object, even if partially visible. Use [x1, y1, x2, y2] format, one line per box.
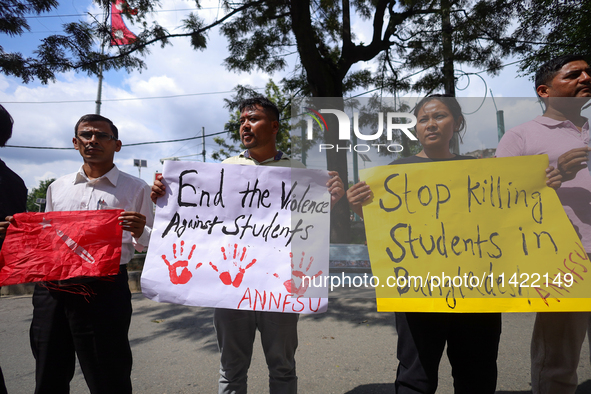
[0, 104, 28, 394]
[496, 54, 591, 394]
[150, 96, 345, 394]
[28, 114, 154, 394]
[347, 94, 562, 394]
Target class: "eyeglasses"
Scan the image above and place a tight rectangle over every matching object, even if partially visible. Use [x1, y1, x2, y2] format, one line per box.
[76, 131, 117, 142]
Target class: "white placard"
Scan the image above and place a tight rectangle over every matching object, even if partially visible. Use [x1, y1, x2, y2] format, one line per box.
[141, 161, 330, 313]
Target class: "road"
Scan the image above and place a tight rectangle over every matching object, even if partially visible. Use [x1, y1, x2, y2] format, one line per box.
[1, 292, 591, 393]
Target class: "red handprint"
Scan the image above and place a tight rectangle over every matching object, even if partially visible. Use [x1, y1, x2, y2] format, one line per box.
[207, 244, 256, 288]
[283, 251, 322, 296]
[162, 241, 199, 285]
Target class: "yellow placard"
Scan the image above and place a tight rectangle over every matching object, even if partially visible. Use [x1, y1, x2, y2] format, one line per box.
[360, 156, 591, 312]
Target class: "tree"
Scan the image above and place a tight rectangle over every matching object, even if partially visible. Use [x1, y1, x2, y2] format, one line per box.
[26, 178, 55, 212]
[1, 1, 58, 36]
[2, 1, 528, 242]
[513, 0, 591, 76]
[382, 0, 518, 153]
[391, 0, 516, 94]
[219, 0, 411, 242]
[217, 0, 520, 241]
[1, 0, 233, 83]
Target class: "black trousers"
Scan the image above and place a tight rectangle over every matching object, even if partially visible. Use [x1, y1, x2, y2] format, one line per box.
[395, 312, 502, 394]
[30, 266, 132, 394]
[0, 286, 7, 394]
[0, 366, 7, 394]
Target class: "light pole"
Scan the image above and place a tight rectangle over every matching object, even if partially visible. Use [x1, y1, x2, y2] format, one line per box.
[34, 198, 46, 212]
[133, 159, 147, 179]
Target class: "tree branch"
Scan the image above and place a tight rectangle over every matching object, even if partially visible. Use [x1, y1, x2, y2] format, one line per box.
[72, 0, 266, 70]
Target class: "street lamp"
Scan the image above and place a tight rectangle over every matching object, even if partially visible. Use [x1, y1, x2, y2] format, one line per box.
[34, 198, 46, 212]
[133, 159, 147, 178]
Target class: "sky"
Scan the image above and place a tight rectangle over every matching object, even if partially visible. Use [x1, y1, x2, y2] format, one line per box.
[0, 0, 555, 193]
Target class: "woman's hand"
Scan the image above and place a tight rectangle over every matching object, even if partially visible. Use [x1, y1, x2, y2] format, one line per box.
[347, 181, 372, 219]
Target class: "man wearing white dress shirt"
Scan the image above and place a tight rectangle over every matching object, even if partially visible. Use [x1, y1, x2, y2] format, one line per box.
[30, 114, 153, 394]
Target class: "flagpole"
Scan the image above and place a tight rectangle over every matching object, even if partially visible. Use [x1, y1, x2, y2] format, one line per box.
[96, 1, 137, 115]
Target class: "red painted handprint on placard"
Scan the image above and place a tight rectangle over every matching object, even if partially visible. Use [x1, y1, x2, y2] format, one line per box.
[162, 241, 199, 285]
[283, 251, 322, 296]
[207, 244, 256, 288]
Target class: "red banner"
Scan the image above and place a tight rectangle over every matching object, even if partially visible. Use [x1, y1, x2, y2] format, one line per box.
[111, 0, 137, 46]
[0, 210, 123, 286]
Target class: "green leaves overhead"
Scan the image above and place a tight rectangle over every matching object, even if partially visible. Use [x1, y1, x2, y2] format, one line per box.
[0, 0, 208, 83]
[514, 0, 591, 77]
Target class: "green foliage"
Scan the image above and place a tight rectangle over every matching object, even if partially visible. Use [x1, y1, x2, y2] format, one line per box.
[513, 0, 591, 77]
[0, 1, 58, 36]
[386, 0, 517, 94]
[4, 0, 570, 242]
[221, 1, 292, 74]
[26, 178, 55, 212]
[3, 0, 582, 93]
[0, 0, 211, 83]
[211, 135, 240, 162]
[219, 0, 399, 96]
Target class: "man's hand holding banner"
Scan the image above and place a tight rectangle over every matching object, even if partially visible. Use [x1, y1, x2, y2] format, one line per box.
[142, 162, 331, 314]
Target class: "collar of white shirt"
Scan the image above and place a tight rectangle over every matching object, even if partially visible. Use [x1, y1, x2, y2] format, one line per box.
[73, 164, 120, 186]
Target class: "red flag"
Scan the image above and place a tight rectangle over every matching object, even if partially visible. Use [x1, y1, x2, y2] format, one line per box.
[0, 210, 124, 286]
[111, 0, 137, 46]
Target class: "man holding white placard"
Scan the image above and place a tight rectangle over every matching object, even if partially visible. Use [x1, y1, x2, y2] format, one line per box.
[152, 97, 344, 394]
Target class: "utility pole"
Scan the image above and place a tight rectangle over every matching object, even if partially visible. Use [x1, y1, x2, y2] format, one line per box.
[202, 127, 206, 162]
[490, 89, 506, 142]
[95, 1, 108, 115]
[441, 0, 454, 97]
[441, 0, 460, 154]
[95, 40, 106, 115]
[300, 123, 307, 166]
